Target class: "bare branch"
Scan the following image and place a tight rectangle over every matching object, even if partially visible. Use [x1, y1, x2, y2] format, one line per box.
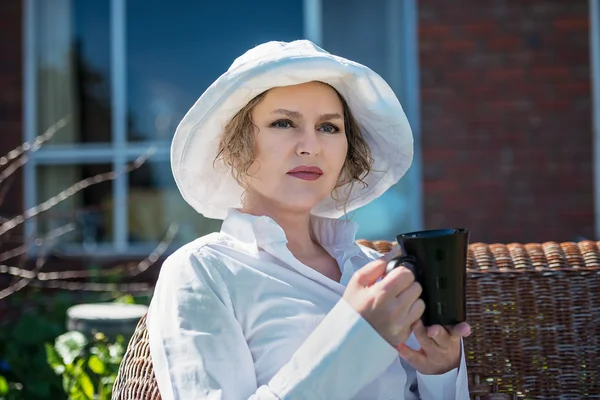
[0, 118, 168, 299]
[0, 116, 70, 167]
[39, 223, 175, 280]
[0, 117, 70, 245]
[0, 233, 55, 299]
[0, 265, 35, 279]
[0, 147, 155, 237]
[0, 155, 29, 185]
[0, 224, 176, 299]
[29, 280, 151, 292]
[0, 223, 75, 262]
[128, 223, 177, 275]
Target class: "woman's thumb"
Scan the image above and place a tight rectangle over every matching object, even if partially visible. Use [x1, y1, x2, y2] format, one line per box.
[352, 258, 387, 287]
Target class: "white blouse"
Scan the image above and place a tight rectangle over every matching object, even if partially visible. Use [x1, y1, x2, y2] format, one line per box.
[147, 209, 469, 399]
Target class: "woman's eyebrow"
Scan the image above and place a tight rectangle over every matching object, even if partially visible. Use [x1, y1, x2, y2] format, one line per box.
[319, 113, 343, 121]
[270, 109, 343, 120]
[271, 109, 302, 119]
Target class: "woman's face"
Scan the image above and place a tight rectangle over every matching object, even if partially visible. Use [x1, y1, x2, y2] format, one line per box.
[243, 81, 348, 214]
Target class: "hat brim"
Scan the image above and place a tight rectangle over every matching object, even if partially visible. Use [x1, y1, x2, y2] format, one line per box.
[171, 50, 413, 220]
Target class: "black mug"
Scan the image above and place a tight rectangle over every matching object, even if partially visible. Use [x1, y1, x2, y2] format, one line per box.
[386, 228, 469, 327]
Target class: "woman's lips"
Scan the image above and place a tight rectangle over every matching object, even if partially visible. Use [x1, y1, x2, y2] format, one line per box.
[287, 166, 323, 181]
[287, 172, 322, 181]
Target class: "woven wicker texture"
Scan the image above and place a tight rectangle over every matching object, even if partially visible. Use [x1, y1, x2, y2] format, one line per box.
[112, 240, 600, 399]
[111, 313, 160, 400]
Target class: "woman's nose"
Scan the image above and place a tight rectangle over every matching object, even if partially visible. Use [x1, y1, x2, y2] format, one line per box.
[296, 126, 321, 156]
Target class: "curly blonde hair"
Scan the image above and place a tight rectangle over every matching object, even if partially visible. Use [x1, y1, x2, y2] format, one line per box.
[214, 83, 374, 202]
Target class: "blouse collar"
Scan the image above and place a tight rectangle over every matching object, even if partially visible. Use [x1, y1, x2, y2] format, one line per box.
[220, 208, 360, 251]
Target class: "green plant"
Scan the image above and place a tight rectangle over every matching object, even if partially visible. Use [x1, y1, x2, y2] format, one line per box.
[0, 290, 149, 400]
[0, 291, 74, 399]
[46, 331, 125, 400]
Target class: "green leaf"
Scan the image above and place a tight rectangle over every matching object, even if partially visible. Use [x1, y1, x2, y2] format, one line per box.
[0, 375, 9, 395]
[62, 374, 72, 393]
[88, 355, 106, 375]
[70, 390, 86, 400]
[65, 362, 77, 375]
[113, 294, 136, 305]
[107, 342, 125, 363]
[78, 371, 95, 399]
[55, 331, 88, 365]
[45, 343, 66, 375]
[100, 376, 115, 387]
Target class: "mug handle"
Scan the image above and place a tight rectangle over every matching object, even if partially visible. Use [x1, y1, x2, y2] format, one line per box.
[385, 255, 418, 276]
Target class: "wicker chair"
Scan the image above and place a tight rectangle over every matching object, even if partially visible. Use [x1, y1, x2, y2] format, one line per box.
[112, 240, 600, 399]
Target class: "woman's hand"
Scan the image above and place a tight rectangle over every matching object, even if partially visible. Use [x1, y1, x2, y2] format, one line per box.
[343, 257, 425, 348]
[397, 321, 471, 375]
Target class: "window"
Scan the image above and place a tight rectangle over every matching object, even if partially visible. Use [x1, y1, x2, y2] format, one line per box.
[24, 0, 420, 255]
[321, 0, 422, 240]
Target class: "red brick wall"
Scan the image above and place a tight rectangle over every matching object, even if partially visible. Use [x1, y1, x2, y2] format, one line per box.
[419, 0, 594, 244]
[0, 0, 23, 222]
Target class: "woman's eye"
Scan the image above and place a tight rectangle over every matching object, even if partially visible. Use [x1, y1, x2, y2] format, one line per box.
[319, 123, 340, 133]
[271, 120, 293, 128]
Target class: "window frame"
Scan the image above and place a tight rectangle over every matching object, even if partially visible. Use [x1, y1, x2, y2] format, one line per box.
[22, 0, 421, 256]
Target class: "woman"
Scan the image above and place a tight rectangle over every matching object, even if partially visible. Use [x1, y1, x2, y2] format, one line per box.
[148, 40, 471, 399]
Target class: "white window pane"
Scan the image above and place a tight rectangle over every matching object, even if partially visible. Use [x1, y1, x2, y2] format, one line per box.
[122, 0, 305, 246]
[36, 164, 113, 245]
[125, 0, 304, 142]
[127, 162, 221, 244]
[35, 0, 112, 144]
[322, 0, 390, 77]
[322, 0, 417, 240]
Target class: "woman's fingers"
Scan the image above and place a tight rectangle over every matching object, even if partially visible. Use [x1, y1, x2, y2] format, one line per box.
[352, 258, 387, 287]
[397, 343, 427, 369]
[400, 320, 463, 374]
[395, 281, 422, 304]
[392, 285, 425, 331]
[427, 325, 454, 348]
[407, 299, 426, 325]
[345, 259, 424, 348]
[412, 320, 440, 348]
[448, 322, 471, 338]
[419, 322, 470, 348]
[375, 265, 415, 297]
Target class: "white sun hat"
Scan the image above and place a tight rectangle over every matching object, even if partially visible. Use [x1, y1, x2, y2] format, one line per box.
[171, 40, 413, 220]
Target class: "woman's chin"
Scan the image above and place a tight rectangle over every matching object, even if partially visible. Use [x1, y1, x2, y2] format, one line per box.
[244, 187, 333, 214]
[273, 194, 329, 213]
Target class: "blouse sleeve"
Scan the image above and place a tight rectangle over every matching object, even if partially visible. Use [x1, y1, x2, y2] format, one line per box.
[147, 246, 400, 400]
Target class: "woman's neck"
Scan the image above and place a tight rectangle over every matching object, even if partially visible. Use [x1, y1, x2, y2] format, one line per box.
[241, 202, 319, 258]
